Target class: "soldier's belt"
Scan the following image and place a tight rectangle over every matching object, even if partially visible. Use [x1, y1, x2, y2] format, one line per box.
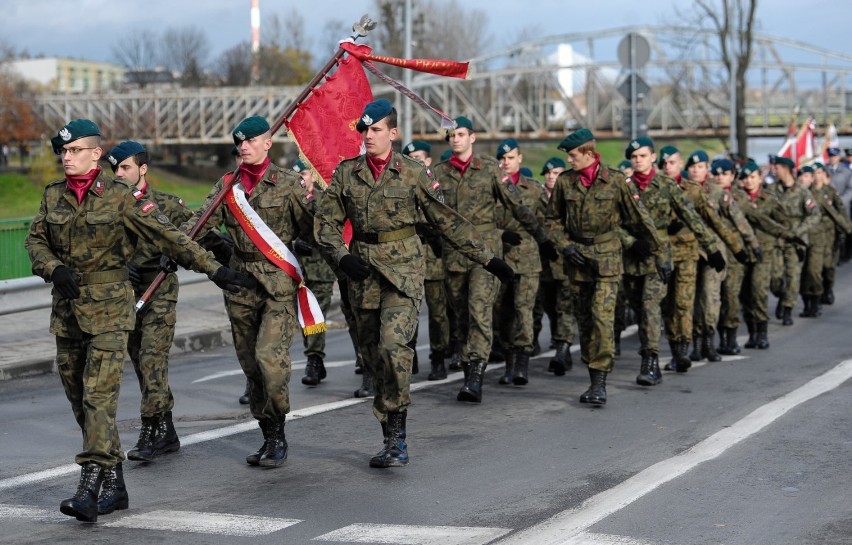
[352, 226, 417, 244]
[473, 223, 497, 232]
[571, 232, 616, 246]
[77, 269, 129, 285]
[235, 249, 267, 262]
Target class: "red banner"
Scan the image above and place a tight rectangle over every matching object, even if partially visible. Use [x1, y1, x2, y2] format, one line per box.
[340, 41, 470, 80]
[286, 54, 373, 186]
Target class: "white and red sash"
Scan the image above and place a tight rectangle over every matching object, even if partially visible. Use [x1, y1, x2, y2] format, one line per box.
[225, 181, 326, 335]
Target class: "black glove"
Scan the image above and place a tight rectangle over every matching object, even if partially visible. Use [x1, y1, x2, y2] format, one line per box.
[484, 257, 515, 283]
[707, 250, 726, 272]
[426, 237, 443, 259]
[339, 254, 371, 280]
[734, 250, 749, 264]
[127, 262, 142, 286]
[795, 246, 806, 262]
[562, 245, 587, 267]
[539, 240, 558, 262]
[753, 246, 764, 263]
[667, 218, 685, 235]
[786, 234, 806, 246]
[159, 255, 178, 274]
[656, 259, 672, 284]
[293, 239, 314, 256]
[211, 266, 255, 293]
[501, 230, 522, 246]
[629, 239, 653, 260]
[51, 265, 80, 299]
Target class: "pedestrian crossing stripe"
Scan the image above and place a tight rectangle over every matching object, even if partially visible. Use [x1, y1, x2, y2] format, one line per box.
[103, 510, 301, 536]
[315, 523, 512, 544]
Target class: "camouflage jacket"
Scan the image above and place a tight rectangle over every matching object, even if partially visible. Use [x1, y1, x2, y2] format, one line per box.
[671, 179, 722, 261]
[769, 182, 821, 246]
[181, 163, 314, 302]
[545, 163, 662, 282]
[26, 170, 221, 337]
[733, 187, 789, 250]
[496, 173, 549, 274]
[812, 184, 852, 237]
[296, 186, 337, 284]
[315, 152, 493, 309]
[432, 154, 549, 273]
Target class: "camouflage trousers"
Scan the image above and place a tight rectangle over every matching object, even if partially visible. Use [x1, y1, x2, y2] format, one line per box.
[694, 259, 727, 336]
[446, 266, 501, 364]
[534, 278, 576, 345]
[719, 257, 745, 329]
[573, 278, 618, 373]
[741, 257, 772, 323]
[337, 276, 365, 370]
[226, 287, 296, 421]
[769, 245, 785, 297]
[351, 276, 420, 420]
[663, 257, 698, 343]
[779, 245, 804, 308]
[56, 330, 128, 469]
[624, 273, 667, 353]
[614, 279, 628, 335]
[424, 279, 450, 352]
[302, 280, 334, 359]
[494, 273, 540, 353]
[802, 238, 829, 296]
[824, 231, 839, 294]
[128, 275, 177, 418]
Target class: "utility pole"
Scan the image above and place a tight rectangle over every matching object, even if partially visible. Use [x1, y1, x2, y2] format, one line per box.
[403, 0, 413, 144]
[251, 0, 261, 85]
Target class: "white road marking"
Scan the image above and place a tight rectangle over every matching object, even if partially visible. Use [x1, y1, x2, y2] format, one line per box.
[493, 358, 852, 545]
[314, 523, 511, 544]
[103, 510, 300, 536]
[0, 503, 67, 522]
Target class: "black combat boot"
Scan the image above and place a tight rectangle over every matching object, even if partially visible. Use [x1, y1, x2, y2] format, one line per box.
[354, 367, 376, 398]
[512, 350, 530, 386]
[756, 321, 770, 349]
[457, 361, 486, 403]
[259, 416, 288, 467]
[744, 321, 757, 349]
[813, 295, 823, 317]
[717, 328, 729, 355]
[60, 462, 104, 523]
[724, 326, 741, 354]
[664, 340, 679, 371]
[782, 306, 793, 326]
[302, 355, 326, 386]
[370, 411, 408, 468]
[823, 287, 834, 305]
[152, 411, 180, 457]
[427, 350, 447, 381]
[799, 296, 815, 318]
[246, 419, 270, 466]
[636, 350, 660, 386]
[126, 416, 158, 462]
[579, 367, 607, 405]
[447, 341, 462, 372]
[689, 335, 702, 361]
[701, 330, 722, 362]
[775, 298, 784, 320]
[675, 341, 692, 373]
[498, 350, 515, 385]
[97, 462, 129, 515]
[549, 342, 572, 376]
[239, 378, 250, 405]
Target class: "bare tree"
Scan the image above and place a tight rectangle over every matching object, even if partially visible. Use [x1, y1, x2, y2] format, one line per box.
[160, 26, 211, 87]
[111, 30, 162, 88]
[320, 19, 349, 61]
[215, 42, 254, 86]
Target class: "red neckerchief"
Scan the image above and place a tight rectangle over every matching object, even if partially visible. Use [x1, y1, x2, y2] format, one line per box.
[66, 167, 101, 204]
[137, 180, 149, 195]
[674, 172, 683, 185]
[577, 152, 601, 188]
[238, 157, 271, 195]
[632, 168, 655, 191]
[366, 151, 391, 181]
[747, 188, 760, 201]
[508, 171, 521, 185]
[449, 154, 472, 175]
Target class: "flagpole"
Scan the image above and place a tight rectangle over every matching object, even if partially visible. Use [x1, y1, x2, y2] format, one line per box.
[135, 15, 378, 312]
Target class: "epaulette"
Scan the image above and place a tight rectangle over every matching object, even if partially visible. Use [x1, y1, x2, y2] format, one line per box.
[46, 178, 66, 188]
[113, 177, 133, 189]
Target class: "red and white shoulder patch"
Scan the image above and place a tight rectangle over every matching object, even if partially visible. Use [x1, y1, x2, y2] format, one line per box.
[178, 198, 185, 207]
[806, 198, 816, 208]
[140, 202, 156, 214]
[132, 189, 145, 200]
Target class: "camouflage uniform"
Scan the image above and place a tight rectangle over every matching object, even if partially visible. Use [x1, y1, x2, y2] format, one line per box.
[26, 171, 223, 469]
[546, 164, 663, 375]
[182, 164, 314, 422]
[817, 184, 852, 302]
[715, 187, 760, 335]
[805, 184, 852, 300]
[432, 155, 549, 367]
[534, 238, 576, 350]
[315, 152, 494, 420]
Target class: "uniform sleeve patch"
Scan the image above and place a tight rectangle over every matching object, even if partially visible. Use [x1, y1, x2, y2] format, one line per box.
[141, 202, 156, 214]
[299, 177, 307, 188]
[426, 168, 434, 178]
[633, 193, 640, 200]
[132, 189, 145, 200]
[156, 213, 170, 225]
[306, 190, 314, 202]
[431, 180, 441, 191]
[723, 193, 730, 203]
[806, 199, 816, 208]
[178, 198, 185, 207]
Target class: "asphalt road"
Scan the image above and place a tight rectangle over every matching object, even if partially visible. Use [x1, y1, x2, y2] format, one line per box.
[1, 271, 851, 545]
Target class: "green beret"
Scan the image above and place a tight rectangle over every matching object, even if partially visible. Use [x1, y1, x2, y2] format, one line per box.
[625, 136, 654, 159]
[454, 116, 473, 131]
[440, 149, 452, 162]
[520, 167, 533, 178]
[51, 118, 100, 154]
[813, 161, 826, 171]
[292, 159, 307, 173]
[557, 128, 594, 153]
[773, 156, 795, 170]
[710, 158, 735, 175]
[617, 160, 633, 171]
[657, 145, 679, 168]
[685, 150, 709, 168]
[738, 160, 760, 179]
[106, 140, 146, 171]
[356, 99, 394, 132]
[232, 115, 270, 145]
[403, 140, 431, 156]
[799, 165, 814, 174]
[541, 157, 567, 175]
[496, 138, 519, 159]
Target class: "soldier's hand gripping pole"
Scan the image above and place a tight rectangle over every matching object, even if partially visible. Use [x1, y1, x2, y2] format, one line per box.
[135, 15, 378, 312]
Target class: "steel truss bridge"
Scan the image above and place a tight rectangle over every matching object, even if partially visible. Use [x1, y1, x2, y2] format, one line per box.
[33, 25, 852, 146]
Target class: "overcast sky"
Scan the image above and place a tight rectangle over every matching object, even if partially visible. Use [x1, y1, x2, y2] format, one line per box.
[3, 0, 850, 69]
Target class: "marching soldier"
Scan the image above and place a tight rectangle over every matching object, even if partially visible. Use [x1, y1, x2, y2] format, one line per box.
[546, 129, 664, 405]
[26, 119, 251, 522]
[181, 115, 317, 470]
[315, 100, 514, 467]
[815, 164, 852, 305]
